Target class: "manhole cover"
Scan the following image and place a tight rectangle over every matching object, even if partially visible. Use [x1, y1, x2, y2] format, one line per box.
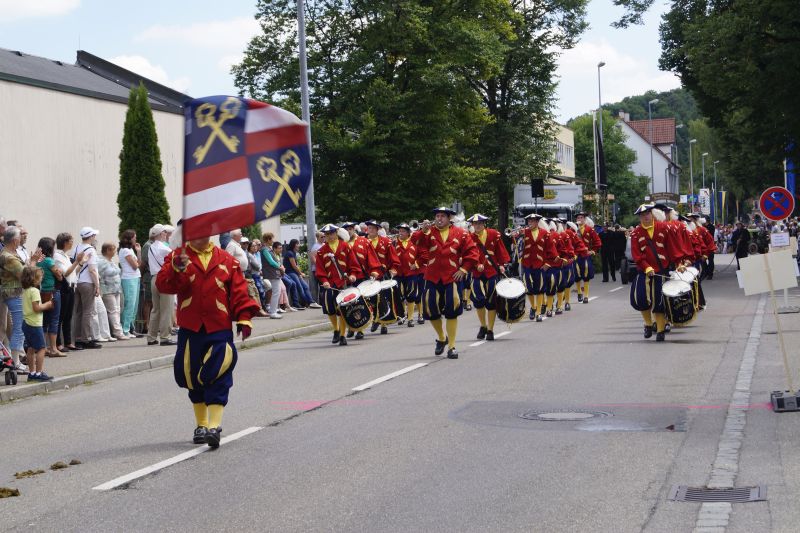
[519, 409, 612, 422]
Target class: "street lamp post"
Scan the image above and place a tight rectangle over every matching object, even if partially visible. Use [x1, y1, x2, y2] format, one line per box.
[689, 138, 697, 210]
[297, 0, 316, 245]
[701, 152, 708, 217]
[597, 62, 605, 141]
[713, 160, 719, 223]
[674, 123, 683, 195]
[648, 99, 659, 194]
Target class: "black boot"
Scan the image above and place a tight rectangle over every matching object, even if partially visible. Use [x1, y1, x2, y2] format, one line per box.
[643, 325, 653, 339]
[477, 326, 487, 340]
[407, 321, 415, 328]
[435, 338, 447, 356]
[529, 308, 536, 321]
[339, 336, 348, 346]
[346, 330, 354, 338]
[656, 331, 666, 342]
[565, 303, 571, 311]
[332, 331, 341, 344]
[205, 427, 222, 449]
[355, 331, 364, 340]
[370, 322, 379, 333]
[380, 326, 388, 334]
[193, 426, 208, 444]
[486, 330, 494, 341]
[447, 347, 459, 359]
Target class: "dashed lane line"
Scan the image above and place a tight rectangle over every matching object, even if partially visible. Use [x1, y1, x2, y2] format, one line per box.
[352, 363, 429, 392]
[609, 286, 624, 293]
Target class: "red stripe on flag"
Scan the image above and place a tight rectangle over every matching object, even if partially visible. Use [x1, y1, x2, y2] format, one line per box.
[182, 203, 255, 241]
[245, 125, 308, 155]
[246, 99, 269, 110]
[184, 157, 249, 195]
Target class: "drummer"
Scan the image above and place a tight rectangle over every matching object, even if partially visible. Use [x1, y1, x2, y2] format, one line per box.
[394, 223, 421, 328]
[685, 213, 710, 310]
[521, 213, 558, 322]
[417, 206, 479, 359]
[341, 221, 382, 339]
[565, 220, 588, 310]
[409, 219, 431, 325]
[467, 214, 510, 341]
[629, 204, 689, 341]
[315, 224, 361, 346]
[554, 218, 576, 314]
[365, 219, 400, 334]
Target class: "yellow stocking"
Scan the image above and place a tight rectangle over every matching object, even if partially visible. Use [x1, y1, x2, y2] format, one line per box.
[406, 302, 415, 320]
[207, 404, 224, 428]
[654, 313, 667, 333]
[564, 288, 571, 304]
[193, 403, 209, 428]
[430, 318, 446, 342]
[476, 307, 487, 327]
[556, 291, 565, 309]
[546, 294, 554, 312]
[328, 315, 339, 330]
[583, 281, 590, 299]
[337, 315, 347, 335]
[487, 310, 497, 331]
[445, 318, 458, 349]
[527, 294, 537, 310]
[640, 309, 653, 327]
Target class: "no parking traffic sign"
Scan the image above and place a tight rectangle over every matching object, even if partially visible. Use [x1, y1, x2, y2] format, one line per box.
[759, 186, 795, 221]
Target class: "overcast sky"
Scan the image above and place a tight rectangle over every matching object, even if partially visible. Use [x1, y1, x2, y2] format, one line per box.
[0, 0, 680, 124]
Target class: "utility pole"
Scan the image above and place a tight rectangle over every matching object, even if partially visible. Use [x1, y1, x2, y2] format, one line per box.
[297, 0, 316, 246]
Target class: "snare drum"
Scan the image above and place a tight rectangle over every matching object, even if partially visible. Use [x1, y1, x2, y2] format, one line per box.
[357, 279, 382, 299]
[662, 279, 695, 326]
[495, 278, 526, 323]
[375, 279, 403, 323]
[336, 288, 372, 331]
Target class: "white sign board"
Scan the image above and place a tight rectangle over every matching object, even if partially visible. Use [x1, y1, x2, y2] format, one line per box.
[770, 232, 790, 248]
[680, 195, 688, 204]
[698, 188, 711, 215]
[739, 250, 799, 296]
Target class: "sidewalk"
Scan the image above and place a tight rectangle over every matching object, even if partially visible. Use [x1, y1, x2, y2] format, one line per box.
[0, 308, 329, 402]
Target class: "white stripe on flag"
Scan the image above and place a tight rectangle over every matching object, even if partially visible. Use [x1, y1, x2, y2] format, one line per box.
[244, 105, 305, 134]
[184, 179, 254, 219]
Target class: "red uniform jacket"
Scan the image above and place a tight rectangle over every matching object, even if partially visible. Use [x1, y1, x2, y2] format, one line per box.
[419, 225, 479, 284]
[370, 235, 400, 276]
[410, 230, 429, 275]
[156, 245, 260, 334]
[521, 227, 559, 269]
[579, 225, 602, 254]
[555, 231, 575, 265]
[697, 226, 717, 256]
[349, 235, 382, 280]
[666, 220, 695, 261]
[315, 239, 361, 289]
[394, 239, 420, 278]
[688, 230, 704, 261]
[630, 221, 686, 273]
[470, 229, 510, 278]
[566, 228, 588, 257]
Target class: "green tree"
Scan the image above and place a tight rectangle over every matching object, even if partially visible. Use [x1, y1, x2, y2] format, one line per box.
[568, 110, 649, 224]
[118, 83, 171, 241]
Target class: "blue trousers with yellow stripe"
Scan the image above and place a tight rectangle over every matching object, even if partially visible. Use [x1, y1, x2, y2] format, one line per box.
[470, 275, 498, 310]
[423, 280, 464, 320]
[629, 270, 665, 314]
[174, 328, 237, 406]
[397, 275, 421, 304]
[522, 267, 546, 295]
[559, 263, 575, 291]
[575, 256, 594, 281]
[544, 268, 560, 296]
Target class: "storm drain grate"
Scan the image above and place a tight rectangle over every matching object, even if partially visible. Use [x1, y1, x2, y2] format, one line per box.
[669, 485, 767, 503]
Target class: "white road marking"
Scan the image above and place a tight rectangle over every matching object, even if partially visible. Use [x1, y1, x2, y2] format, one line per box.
[588, 296, 599, 301]
[93, 426, 263, 491]
[470, 340, 487, 347]
[609, 286, 623, 293]
[352, 363, 428, 392]
[495, 331, 511, 338]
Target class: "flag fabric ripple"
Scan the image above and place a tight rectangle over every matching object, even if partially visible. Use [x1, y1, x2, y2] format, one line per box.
[182, 96, 312, 240]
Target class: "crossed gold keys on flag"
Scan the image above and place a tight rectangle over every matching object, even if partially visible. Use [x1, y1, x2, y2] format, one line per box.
[192, 97, 304, 217]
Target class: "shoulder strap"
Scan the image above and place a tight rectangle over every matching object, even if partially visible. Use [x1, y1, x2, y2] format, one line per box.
[643, 230, 666, 273]
[476, 236, 501, 274]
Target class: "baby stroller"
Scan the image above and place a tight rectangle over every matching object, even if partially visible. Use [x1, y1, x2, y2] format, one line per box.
[1, 339, 17, 385]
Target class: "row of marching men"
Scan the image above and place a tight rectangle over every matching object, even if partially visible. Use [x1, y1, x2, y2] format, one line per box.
[629, 203, 714, 342]
[314, 207, 603, 358]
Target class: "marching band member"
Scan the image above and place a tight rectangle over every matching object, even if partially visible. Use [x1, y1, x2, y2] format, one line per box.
[341, 221, 381, 339]
[365, 219, 401, 334]
[418, 207, 479, 359]
[686, 214, 711, 309]
[542, 219, 562, 317]
[575, 212, 601, 303]
[467, 214, 510, 341]
[565, 220, 588, 310]
[521, 213, 558, 322]
[409, 219, 431, 325]
[315, 224, 361, 346]
[155, 234, 260, 448]
[394, 223, 420, 327]
[554, 218, 575, 314]
[629, 204, 689, 341]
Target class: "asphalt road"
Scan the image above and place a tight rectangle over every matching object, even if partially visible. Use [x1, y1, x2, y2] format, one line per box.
[0, 256, 787, 532]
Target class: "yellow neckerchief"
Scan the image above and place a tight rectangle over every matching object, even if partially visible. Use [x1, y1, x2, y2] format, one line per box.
[399, 238, 410, 249]
[329, 239, 339, 253]
[579, 225, 585, 235]
[476, 229, 487, 245]
[438, 226, 450, 241]
[188, 242, 214, 270]
[530, 227, 539, 240]
[641, 222, 655, 239]
[370, 236, 379, 248]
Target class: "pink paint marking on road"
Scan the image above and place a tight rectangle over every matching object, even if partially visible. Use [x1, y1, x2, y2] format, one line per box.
[586, 402, 773, 410]
[271, 399, 378, 411]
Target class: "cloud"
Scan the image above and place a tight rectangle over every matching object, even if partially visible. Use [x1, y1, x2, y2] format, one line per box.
[554, 38, 681, 123]
[0, 0, 80, 22]
[109, 55, 191, 93]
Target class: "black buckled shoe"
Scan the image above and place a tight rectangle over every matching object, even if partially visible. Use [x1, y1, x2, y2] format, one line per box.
[355, 331, 364, 340]
[656, 331, 666, 342]
[380, 326, 388, 335]
[346, 330, 354, 338]
[555, 308, 563, 315]
[205, 427, 222, 449]
[477, 326, 487, 340]
[545, 310, 553, 318]
[540, 305, 547, 315]
[417, 316, 425, 324]
[583, 298, 589, 304]
[643, 325, 653, 339]
[565, 303, 571, 311]
[486, 330, 494, 341]
[536, 314, 543, 322]
[435, 338, 447, 356]
[577, 294, 584, 302]
[193, 426, 208, 444]
[529, 308, 536, 321]
[370, 322, 380, 333]
[407, 321, 415, 328]
[332, 331, 341, 344]
[339, 336, 348, 346]
[664, 323, 672, 333]
[447, 348, 459, 359]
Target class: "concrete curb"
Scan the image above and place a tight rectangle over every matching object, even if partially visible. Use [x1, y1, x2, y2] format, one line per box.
[0, 321, 330, 403]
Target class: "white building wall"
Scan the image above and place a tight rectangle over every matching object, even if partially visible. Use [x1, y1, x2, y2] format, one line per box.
[0, 80, 279, 246]
[618, 121, 673, 195]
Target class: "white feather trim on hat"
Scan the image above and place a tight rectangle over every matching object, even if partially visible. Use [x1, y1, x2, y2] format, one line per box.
[567, 221, 578, 231]
[548, 221, 557, 232]
[699, 217, 707, 225]
[557, 223, 565, 233]
[688, 221, 697, 232]
[670, 210, 679, 221]
[337, 228, 350, 242]
[169, 226, 183, 249]
[538, 219, 549, 231]
[652, 208, 666, 222]
[378, 228, 387, 237]
[585, 216, 595, 228]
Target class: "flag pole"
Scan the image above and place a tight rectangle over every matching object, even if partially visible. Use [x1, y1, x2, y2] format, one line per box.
[297, 0, 316, 247]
